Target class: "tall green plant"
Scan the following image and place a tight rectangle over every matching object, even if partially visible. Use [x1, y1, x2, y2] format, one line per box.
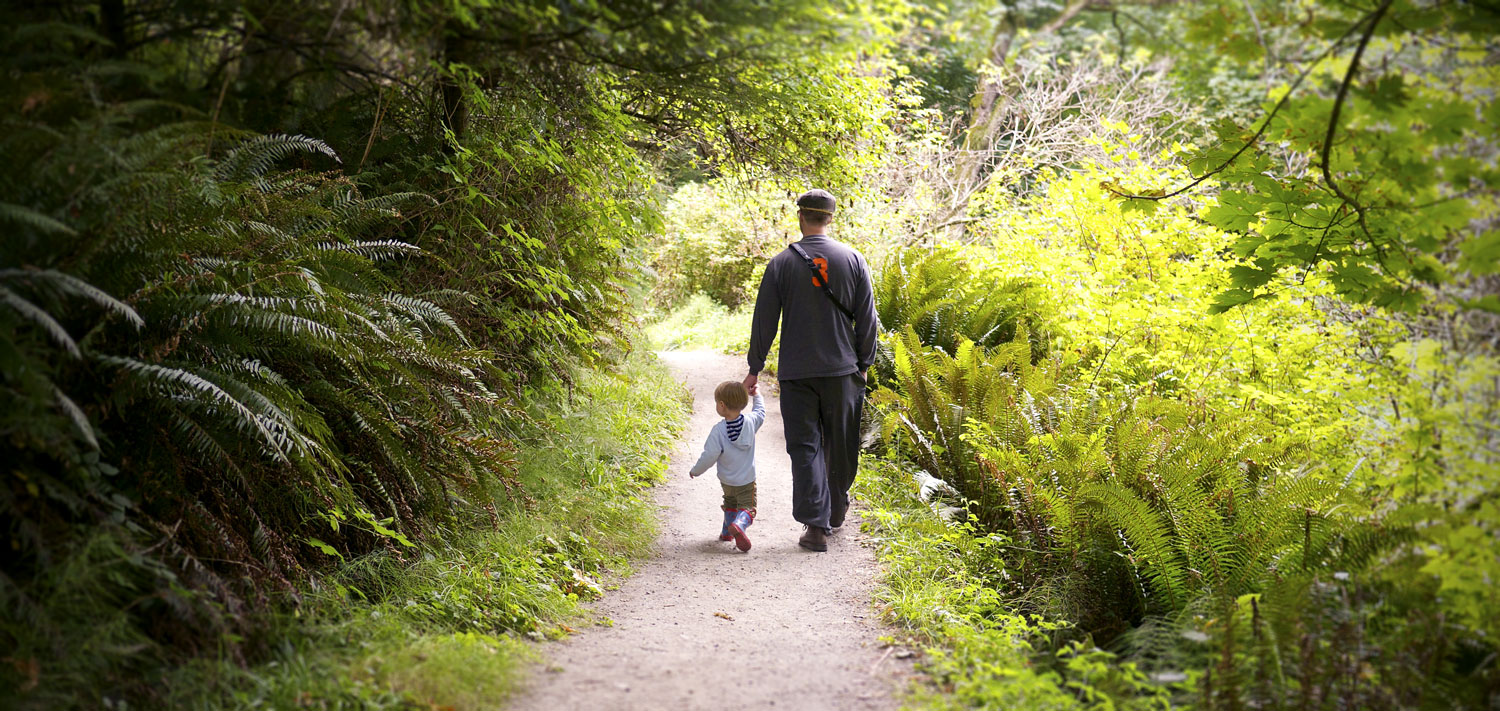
[874, 325, 1061, 512]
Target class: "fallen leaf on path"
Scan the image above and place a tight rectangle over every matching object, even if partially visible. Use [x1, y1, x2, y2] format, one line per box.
[714, 611, 734, 621]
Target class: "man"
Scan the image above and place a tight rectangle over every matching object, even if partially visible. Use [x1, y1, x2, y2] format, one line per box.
[744, 189, 877, 552]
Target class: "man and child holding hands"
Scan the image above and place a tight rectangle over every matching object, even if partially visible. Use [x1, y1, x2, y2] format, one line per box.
[687, 189, 878, 553]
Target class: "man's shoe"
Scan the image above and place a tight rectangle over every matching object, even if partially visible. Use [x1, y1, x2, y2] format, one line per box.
[830, 500, 848, 529]
[799, 525, 828, 552]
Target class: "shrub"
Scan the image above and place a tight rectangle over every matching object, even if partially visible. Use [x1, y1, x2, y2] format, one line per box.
[874, 244, 1052, 357]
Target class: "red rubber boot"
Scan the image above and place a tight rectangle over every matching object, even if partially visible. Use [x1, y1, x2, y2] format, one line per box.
[729, 508, 755, 552]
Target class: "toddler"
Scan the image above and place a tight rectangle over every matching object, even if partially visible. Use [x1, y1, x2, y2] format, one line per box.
[689, 381, 766, 552]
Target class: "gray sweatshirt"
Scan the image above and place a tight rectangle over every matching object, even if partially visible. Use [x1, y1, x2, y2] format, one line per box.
[748, 235, 878, 381]
[688, 394, 766, 486]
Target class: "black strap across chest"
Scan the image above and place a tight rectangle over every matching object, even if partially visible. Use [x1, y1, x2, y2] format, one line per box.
[788, 242, 856, 324]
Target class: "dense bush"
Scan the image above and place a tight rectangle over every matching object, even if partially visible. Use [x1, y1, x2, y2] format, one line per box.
[415, 66, 662, 376]
[856, 117, 1497, 706]
[858, 153, 1500, 704]
[648, 184, 787, 309]
[872, 324, 1494, 706]
[1, 124, 519, 701]
[971, 160, 1500, 647]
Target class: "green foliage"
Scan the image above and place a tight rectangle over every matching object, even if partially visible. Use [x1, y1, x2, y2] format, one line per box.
[868, 204, 1496, 705]
[649, 183, 790, 309]
[876, 329, 1356, 613]
[425, 71, 659, 376]
[874, 326, 1064, 505]
[874, 244, 1051, 357]
[0, 122, 527, 705]
[862, 449, 1497, 710]
[1121, 1, 1500, 311]
[972, 159, 1500, 652]
[856, 459, 1184, 711]
[429, 0, 895, 181]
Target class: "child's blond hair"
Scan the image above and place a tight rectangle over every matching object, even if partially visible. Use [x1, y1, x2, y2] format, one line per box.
[714, 381, 750, 411]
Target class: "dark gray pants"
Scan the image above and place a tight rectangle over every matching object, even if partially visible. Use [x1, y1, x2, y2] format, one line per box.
[781, 373, 864, 531]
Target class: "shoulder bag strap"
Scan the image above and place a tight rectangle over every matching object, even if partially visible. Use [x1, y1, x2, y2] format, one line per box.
[788, 242, 856, 324]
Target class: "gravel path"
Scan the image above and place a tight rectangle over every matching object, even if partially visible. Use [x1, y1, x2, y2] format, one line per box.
[508, 350, 911, 711]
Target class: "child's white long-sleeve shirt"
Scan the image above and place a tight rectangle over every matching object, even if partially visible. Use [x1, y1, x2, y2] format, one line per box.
[688, 394, 766, 486]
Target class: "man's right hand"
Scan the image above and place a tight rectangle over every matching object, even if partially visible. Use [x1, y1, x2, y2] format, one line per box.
[743, 372, 758, 395]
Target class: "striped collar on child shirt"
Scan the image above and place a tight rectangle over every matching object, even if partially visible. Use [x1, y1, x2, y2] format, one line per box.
[725, 414, 745, 441]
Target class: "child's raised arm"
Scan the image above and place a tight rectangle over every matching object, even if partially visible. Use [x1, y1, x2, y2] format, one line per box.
[749, 393, 767, 431]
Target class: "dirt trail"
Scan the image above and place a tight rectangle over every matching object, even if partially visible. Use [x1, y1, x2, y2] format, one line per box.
[508, 350, 911, 711]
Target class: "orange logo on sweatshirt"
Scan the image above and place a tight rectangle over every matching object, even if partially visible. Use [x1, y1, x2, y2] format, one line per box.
[812, 257, 829, 286]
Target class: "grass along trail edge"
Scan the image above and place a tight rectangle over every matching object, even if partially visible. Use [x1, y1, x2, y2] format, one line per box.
[155, 352, 687, 710]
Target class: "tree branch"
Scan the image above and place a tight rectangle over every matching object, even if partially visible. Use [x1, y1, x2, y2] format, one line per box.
[1319, 0, 1392, 240]
[914, 216, 983, 241]
[1104, 5, 1379, 202]
[1041, 0, 1099, 34]
[1240, 0, 1275, 90]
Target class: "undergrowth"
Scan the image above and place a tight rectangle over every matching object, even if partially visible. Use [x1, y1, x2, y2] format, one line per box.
[859, 239, 1497, 709]
[148, 351, 686, 710]
[639, 226, 1497, 708]
[857, 459, 1182, 711]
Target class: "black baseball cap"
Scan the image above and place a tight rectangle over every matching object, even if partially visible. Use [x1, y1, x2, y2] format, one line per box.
[796, 189, 837, 214]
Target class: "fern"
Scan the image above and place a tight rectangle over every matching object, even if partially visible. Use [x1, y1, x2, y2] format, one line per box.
[382, 293, 469, 344]
[52, 385, 99, 450]
[875, 244, 1051, 357]
[0, 202, 77, 236]
[100, 356, 298, 463]
[1, 116, 523, 644]
[0, 284, 80, 357]
[314, 239, 424, 262]
[214, 134, 340, 183]
[872, 325, 1396, 665]
[1, 268, 145, 329]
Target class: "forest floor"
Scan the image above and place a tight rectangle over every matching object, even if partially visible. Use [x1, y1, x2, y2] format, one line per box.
[507, 350, 913, 711]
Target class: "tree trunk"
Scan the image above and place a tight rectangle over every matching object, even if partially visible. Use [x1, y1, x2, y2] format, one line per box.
[438, 24, 470, 149]
[98, 0, 128, 58]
